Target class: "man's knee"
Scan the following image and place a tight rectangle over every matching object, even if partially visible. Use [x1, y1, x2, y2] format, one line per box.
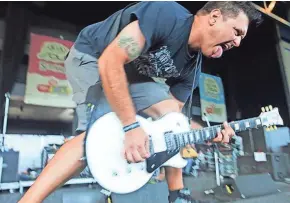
[142, 99, 180, 119]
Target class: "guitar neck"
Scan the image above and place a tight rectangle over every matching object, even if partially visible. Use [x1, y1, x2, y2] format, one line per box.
[165, 117, 262, 151]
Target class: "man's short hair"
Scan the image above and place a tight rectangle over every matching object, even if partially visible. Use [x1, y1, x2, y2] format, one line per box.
[198, 1, 263, 27]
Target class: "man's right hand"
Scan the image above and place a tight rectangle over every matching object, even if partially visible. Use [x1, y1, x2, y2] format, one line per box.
[124, 127, 150, 163]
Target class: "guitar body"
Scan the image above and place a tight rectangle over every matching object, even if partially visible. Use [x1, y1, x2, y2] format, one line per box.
[85, 112, 190, 194]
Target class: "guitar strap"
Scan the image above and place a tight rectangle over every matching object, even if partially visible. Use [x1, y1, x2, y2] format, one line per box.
[186, 51, 202, 124]
[108, 2, 138, 43]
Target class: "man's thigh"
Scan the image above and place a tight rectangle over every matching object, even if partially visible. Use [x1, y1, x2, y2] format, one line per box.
[130, 82, 180, 119]
[88, 81, 179, 127]
[65, 46, 101, 134]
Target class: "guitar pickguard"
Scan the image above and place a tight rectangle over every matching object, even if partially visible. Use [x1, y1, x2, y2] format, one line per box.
[146, 150, 180, 173]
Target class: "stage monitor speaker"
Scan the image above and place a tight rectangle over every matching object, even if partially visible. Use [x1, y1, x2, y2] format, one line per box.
[238, 153, 289, 181]
[0, 150, 19, 183]
[62, 189, 106, 203]
[111, 182, 169, 203]
[63, 182, 169, 203]
[260, 153, 289, 181]
[62, 184, 111, 203]
[212, 173, 279, 201]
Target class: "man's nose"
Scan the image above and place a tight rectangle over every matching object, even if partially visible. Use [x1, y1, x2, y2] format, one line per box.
[233, 37, 242, 47]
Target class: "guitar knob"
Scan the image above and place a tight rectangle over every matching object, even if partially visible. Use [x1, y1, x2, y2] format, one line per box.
[127, 167, 132, 173]
[112, 171, 118, 177]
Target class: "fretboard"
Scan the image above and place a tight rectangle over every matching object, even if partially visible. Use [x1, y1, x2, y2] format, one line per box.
[165, 117, 262, 151]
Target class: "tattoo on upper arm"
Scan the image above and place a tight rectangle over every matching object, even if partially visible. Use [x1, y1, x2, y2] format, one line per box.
[118, 34, 141, 61]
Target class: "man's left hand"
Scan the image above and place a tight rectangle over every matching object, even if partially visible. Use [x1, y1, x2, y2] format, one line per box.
[212, 121, 235, 143]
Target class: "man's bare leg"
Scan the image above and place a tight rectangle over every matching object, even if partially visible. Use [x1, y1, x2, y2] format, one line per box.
[18, 132, 87, 203]
[165, 168, 184, 191]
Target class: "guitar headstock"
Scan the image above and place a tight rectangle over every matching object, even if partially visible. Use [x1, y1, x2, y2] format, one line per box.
[259, 105, 283, 130]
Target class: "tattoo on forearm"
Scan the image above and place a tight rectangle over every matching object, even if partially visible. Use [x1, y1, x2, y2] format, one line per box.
[118, 35, 141, 60]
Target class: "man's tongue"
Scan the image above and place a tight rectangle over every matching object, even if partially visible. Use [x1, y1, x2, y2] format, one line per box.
[211, 46, 223, 58]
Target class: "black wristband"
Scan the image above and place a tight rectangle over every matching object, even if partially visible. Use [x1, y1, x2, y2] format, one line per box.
[123, 121, 140, 132]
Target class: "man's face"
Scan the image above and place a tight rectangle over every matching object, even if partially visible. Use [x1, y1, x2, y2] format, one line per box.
[200, 9, 249, 58]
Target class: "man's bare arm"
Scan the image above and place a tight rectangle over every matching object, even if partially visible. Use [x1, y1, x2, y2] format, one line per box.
[169, 93, 203, 129]
[98, 21, 145, 126]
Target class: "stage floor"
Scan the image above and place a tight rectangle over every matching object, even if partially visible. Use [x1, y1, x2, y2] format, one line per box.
[1, 173, 289, 203]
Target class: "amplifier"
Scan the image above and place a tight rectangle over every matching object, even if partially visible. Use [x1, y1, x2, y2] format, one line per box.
[238, 127, 290, 154]
[41, 144, 62, 169]
[237, 153, 289, 181]
[0, 150, 20, 183]
[282, 143, 290, 154]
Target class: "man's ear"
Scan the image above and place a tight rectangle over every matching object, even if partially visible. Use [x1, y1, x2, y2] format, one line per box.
[209, 9, 222, 26]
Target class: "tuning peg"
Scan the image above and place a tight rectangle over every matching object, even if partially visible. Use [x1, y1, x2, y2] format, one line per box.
[265, 106, 269, 112]
[269, 126, 274, 131]
[269, 105, 273, 110]
[266, 127, 270, 131]
[273, 125, 277, 130]
[261, 107, 265, 112]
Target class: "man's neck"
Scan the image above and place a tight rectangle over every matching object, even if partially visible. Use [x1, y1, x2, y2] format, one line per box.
[188, 15, 203, 51]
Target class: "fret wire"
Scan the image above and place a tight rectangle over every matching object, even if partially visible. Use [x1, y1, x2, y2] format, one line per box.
[200, 129, 204, 142]
[210, 126, 215, 140]
[185, 132, 188, 145]
[207, 127, 211, 141]
[191, 130, 195, 144]
[182, 133, 185, 147]
[194, 130, 198, 143]
[179, 134, 183, 148]
[189, 132, 192, 145]
[198, 129, 201, 142]
[188, 131, 192, 144]
[175, 134, 179, 149]
[202, 128, 206, 141]
[178, 133, 182, 148]
[182, 133, 186, 146]
[169, 116, 262, 151]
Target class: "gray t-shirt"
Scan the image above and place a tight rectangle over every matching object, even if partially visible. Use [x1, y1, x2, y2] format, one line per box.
[74, 2, 201, 102]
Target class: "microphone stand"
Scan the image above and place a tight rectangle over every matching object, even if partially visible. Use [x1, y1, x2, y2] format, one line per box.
[203, 113, 221, 186]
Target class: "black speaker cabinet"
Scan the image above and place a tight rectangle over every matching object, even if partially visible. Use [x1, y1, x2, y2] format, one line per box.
[111, 182, 169, 203]
[251, 128, 268, 152]
[237, 153, 289, 181]
[62, 184, 107, 203]
[0, 150, 20, 183]
[238, 130, 253, 155]
[41, 144, 62, 169]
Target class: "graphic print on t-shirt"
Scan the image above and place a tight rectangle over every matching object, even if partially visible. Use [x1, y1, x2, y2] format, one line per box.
[134, 46, 179, 78]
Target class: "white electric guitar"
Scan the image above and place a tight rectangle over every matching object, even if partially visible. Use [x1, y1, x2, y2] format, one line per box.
[85, 106, 283, 194]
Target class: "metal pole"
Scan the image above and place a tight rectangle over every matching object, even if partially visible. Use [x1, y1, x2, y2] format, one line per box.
[0, 156, 3, 183]
[0, 93, 10, 149]
[214, 150, 220, 186]
[203, 114, 221, 186]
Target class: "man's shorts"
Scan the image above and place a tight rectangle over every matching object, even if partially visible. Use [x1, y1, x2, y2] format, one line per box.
[65, 46, 172, 134]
